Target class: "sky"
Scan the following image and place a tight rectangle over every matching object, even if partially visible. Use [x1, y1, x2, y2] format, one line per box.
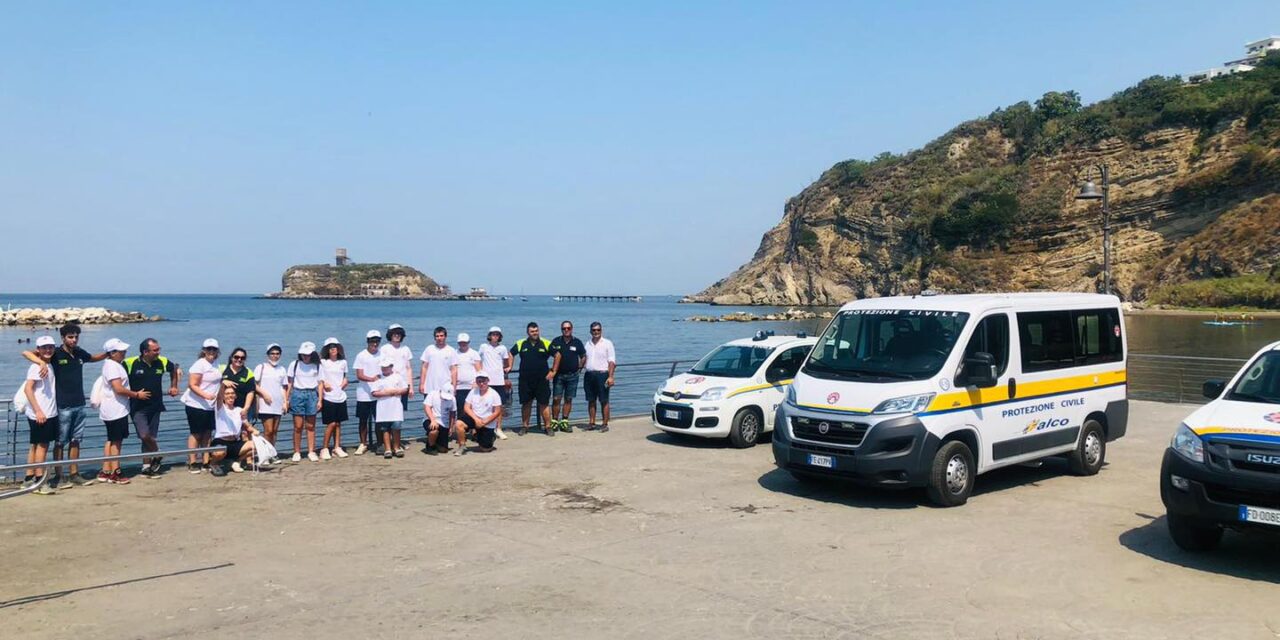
[3, 1, 1279, 296]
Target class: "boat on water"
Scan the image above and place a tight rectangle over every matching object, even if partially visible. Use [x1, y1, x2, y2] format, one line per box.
[458, 287, 500, 302]
[1204, 312, 1260, 327]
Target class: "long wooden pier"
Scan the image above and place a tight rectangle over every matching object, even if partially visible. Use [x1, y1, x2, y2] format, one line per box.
[553, 295, 643, 302]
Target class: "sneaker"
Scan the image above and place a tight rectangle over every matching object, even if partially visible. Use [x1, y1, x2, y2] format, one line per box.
[546, 423, 555, 437]
[49, 475, 64, 490]
[393, 450, 404, 458]
[188, 463, 202, 474]
[320, 448, 332, 461]
[561, 420, 573, 432]
[598, 425, 610, 433]
[34, 484, 57, 495]
[454, 446, 463, 457]
[101, 471, 118, 484]
[202, 463, 211, 472]
[307, 451, 320, 462]
[230, 462, 244, 473]
[111, 470, 131, 485]
[147, 459, 164, 475]
[496, 429, 509, 440]
[354, 443, 368, 456]
[334, 447, 348, 458]
[291, 452, 302, 462]
[519, 426, 529, 436]
[384, 450, 393, 459]
[209, 464, 227, 477]
[583, 424, 597, 432]
[20, 477, 35, 490]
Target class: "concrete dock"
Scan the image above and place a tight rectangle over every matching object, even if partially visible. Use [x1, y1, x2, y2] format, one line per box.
[2, 400, 1278, 639]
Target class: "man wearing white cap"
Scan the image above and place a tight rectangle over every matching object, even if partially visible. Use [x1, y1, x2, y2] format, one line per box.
[379, 324, 414, 414]
[353, 330, 382, 455]
[20, 323, 107, 488]
[370, 357, 408, 459]
[453, 332, 483, 409]
[419, 326, 458, 451]
[457, 371, 502, 454]
[97, 339, 148, 484]
[422, 387, 451, 454]
[21, 336, 61, 493]
[478, 327, 512, 440]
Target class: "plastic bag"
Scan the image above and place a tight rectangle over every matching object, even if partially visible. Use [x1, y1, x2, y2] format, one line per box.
[12, 385, 28, 414]
[251, 434, 277, 466]
[89, 376, 106, 409]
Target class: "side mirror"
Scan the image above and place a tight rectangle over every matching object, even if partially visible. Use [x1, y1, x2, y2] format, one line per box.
[962, 352, 998, 389]
[1202, 380, 1226, 400]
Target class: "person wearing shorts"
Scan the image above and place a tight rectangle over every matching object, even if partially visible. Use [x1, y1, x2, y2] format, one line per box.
[512, 322, 553, 436]
[549, 321, 586, 433]
[457, 373, 501, 454]
[353, 330, 383, 454]
[379, 324, 414, 414]
[319, 337, 349, 460]
[422, 389, 453, 454]
[125, 338, 180, 478]
[21, 336, 60, 494]
[181, 339, 224, 473]
[285, 342, 323, 462]
[478, 327, 512, 440]
[253, 344, 287, 464]
[20, 323, 106, 488]
[98, 339, 148, 485]
[582, 322, 616, 432]
[208, 385, 260, 476]
[370, 358, 407, 460]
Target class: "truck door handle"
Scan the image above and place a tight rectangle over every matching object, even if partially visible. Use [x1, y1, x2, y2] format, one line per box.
[1008, 378, 1017, 399]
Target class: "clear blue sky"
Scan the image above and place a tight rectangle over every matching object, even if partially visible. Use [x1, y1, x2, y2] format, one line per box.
[3, 1, 1277, 295]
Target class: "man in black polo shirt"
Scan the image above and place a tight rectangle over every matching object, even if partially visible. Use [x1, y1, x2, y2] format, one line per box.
[124, 337, 181, 477]
[511, 322, 553, 436]
[21, 323, 106, 488]
[549, 320, 586, 433]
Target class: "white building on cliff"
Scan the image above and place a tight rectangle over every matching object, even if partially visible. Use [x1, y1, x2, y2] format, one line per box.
[1187, 35, 1278, 84]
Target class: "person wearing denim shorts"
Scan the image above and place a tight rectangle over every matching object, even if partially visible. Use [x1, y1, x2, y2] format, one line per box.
[549, 321, 586, 433]
[285, 342, 323, 462]
[20, 323, 106, 488]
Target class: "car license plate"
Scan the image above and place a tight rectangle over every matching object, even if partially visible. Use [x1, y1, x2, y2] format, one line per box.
[1239, 505, 1280, 527]
[808, 454, 833, 469]
[663, 409, 680, 420]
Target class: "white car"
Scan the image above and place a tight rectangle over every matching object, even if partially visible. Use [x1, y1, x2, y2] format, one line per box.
[1161, 340, 1280, 551]
[653, 332, 817, 447]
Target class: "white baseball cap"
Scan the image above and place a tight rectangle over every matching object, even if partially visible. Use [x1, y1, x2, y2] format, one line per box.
[202, 338, 220, 350]
[388, 323, 404, 331]
[440, 390, 455, 401]
[323, 337, 341, 347]
[103, 338, 129, 353]
[366, 330, 381, 340]
[266, 343, 282, 353]
[474, 371, 490, 381]
[298, 341, 317, 355]
[35, 335, 55, 347]
[379, 357, 395, 367]
[456, 332, 471, 343]
[488, 326, 502, 334]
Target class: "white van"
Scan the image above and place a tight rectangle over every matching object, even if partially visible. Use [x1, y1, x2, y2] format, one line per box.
[772, 292, 1128, 506]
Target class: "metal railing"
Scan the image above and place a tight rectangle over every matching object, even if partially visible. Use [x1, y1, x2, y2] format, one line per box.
[0, 354, 1252, 482]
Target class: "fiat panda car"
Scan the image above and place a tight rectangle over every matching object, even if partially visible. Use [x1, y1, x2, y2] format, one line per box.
[652, 332, 816, 447]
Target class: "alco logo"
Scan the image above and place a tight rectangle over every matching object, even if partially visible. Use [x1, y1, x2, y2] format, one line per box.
[1264, 412, 1280, 424]
[1024, 417, 1070, 434]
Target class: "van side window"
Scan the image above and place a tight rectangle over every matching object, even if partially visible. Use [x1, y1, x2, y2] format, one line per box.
[766, 346, 810, 383]
[1017, 311, 1077, 372]
[1072, 308, 1123, 365]
[958, 314, 1010, 383]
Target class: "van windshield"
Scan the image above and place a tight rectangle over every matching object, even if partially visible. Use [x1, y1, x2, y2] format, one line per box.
[1226, 351, 1280, 404]
[690, 345, 773, 378]
[804, 309, 970, 382]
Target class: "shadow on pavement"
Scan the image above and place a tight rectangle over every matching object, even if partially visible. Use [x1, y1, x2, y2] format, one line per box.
[0, 562, 235, 609]
[1119, 515, 1280, 583]
[645, 432, 732, 449]
[756, 467, 920, 509]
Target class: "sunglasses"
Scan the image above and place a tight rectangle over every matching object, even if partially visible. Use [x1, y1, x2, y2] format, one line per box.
[561, 327, 572, 331]
[590, 329, 602, 333]
[232, 355, 246, 361]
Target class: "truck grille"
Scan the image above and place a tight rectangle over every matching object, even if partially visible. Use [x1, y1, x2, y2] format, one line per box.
[655, 403, 693, 429]
[791, 416, 869, 447]
[1206, 441, 1280, 477]
[1204, 483, 1280, 510]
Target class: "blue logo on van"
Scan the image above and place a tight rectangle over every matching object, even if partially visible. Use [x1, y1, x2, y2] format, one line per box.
[1024, 417, 1070, 434]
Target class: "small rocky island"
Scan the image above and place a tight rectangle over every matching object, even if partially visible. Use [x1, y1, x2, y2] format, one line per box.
[266, 249, 449, 299]
[1, 307, 163, 326]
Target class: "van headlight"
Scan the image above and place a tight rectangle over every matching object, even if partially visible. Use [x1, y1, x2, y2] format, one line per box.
[1171, 423, 1204, 463]
[701, 387, 727, 401]
[872, 393, 936, 415]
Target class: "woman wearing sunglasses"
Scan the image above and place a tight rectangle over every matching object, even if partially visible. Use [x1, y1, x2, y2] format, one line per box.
[223, 347, 257, 413]
[254, 344, 287, 464]
[180, 338, 226, 474]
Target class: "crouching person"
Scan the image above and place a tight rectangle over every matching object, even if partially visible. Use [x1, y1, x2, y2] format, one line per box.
[456, 372, 502, 455]
[209, 386, 259, 476]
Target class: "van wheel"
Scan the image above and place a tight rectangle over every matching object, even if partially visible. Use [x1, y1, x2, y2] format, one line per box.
[1068, 419, 1106, 476]
[1167, 513, 1223, 552]
[926, 441, 975, 507]
[728, 408, 761, 448]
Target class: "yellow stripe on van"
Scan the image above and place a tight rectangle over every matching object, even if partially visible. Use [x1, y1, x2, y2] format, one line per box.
[925, 369, 1127, 414]
[796, 402, 874, 415]
[727, 380, 792, 398]
[1192, 426, 1280, 438]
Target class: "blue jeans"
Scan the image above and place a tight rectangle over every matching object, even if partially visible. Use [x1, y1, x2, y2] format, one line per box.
[57, 405, 88, 446]
[552, 372, 580, 400]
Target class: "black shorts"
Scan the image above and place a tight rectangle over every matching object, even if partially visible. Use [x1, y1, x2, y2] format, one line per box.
[455, 388, 470, 408]
[213, 437, 245, 459]
[584, 370, 611, 404]
[28, 416, 59, 445]
[473, 427, 496, 448]
[518, 374, 551, 405]
[104, 417, 131, 442]
[495, 385, 512, 405]
[321, 402, 348, 424]
[185, 406, 215, 434]
[257, 412, 282, 420]
[356, 401, 377, 421]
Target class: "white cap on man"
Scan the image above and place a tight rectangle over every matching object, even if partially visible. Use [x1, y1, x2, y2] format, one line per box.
[202, 338, 220, 350]
[104, 338, 129, 353]
[388, 323, 403, 331]
[379, 357, 395, 368]
[35, 336, 55, 347]
[457, 332, 471, 344]
[474, 371, 489, 382]
[323, 337, 341, 347]
[366, 330, 381, 340]
[298, 341, 317, 356]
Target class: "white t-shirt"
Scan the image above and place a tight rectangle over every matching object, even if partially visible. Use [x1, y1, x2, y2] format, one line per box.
[213, 403, 244, 440]
[478, 343, 509, 383]
[371, 373, 406, 423]
[464, 388, 502, 428]
[24, 363, 58, 420]
[287, 360, 321, 390]
[353, 349, 381, 402]
[254, 362, 288, 415]
[419, 344, 458, 393]
[422, 389, 448, 424]
[181, 358, 222, 410]
[584, 337, 616, 372]
[455, 348, 482, 390]
[320, 359, 348, 402]
[379, 343, 413, 378]
[99, 359, 131, 422]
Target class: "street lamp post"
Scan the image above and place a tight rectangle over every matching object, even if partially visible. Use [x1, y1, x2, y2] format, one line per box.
[1075, 164, 1112, 296]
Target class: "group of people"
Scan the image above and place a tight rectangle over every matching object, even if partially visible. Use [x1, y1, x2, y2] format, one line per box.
[17, 320, 617, 493]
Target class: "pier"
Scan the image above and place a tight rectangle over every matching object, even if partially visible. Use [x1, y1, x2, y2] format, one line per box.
[553, 295, 643, 302]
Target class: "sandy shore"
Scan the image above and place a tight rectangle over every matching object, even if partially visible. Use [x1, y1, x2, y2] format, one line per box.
[2, 404, 1278, 639]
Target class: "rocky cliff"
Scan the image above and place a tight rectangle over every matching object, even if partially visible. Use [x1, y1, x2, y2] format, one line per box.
[694, 59, 1280, 306]
[273, 263, 445, 298]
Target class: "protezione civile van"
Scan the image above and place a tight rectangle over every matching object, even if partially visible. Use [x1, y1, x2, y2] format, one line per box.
[772, 293, 1128, 506]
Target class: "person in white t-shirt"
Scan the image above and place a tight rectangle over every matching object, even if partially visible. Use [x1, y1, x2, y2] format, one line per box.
[454, 333, 483, 407]
[285, 342, 323, 463]
[419, 326, 458, 451]
[478, 326, 513, 440]
[253, 344, 287, 464]
[181, 338, 225, 473]
[378, 324, 414, 413]
[353, 330, 383, 455]
[370, 358, 408, 460]
[319, 337, 349, 460]
[457, 372, 502, 454]
[208, 385, 260, 476]
[422, 388, 452, 454]
[21, 336, 60, 493]
[98, 339, 149, 485]
[583, 322, 617, 432]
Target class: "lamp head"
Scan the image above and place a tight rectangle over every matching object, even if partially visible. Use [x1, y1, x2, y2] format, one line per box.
[1076, 180, 1104, 200]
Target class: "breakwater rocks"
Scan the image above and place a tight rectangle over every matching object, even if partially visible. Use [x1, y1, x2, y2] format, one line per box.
[686, 308, 834, 322]
[1, 307, 163, 326]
